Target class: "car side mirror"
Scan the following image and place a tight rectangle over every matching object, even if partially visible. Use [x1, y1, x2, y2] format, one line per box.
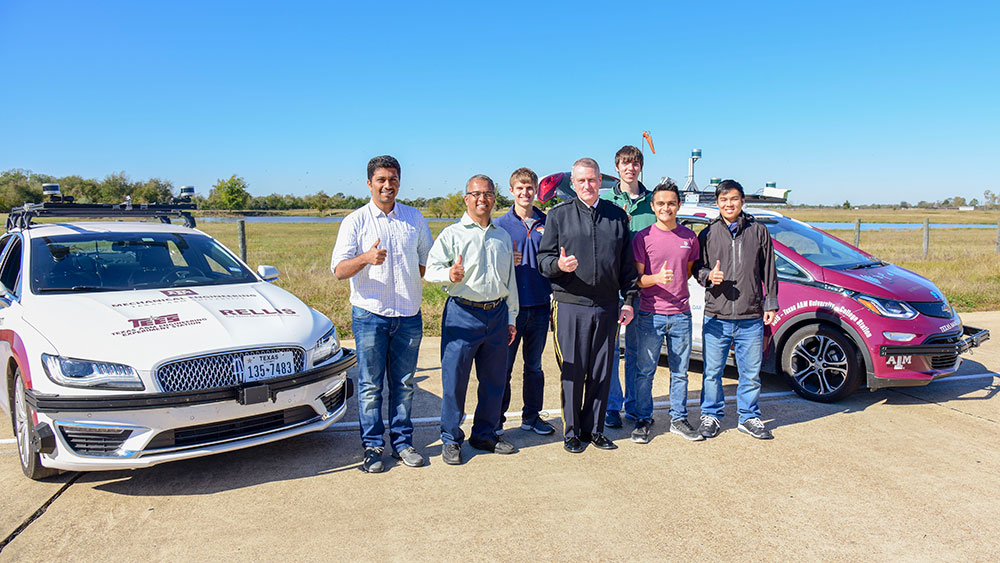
[257, 265, 279, 282]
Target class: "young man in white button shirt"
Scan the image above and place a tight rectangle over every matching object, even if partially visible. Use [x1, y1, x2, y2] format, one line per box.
[331, 155, 434, 473]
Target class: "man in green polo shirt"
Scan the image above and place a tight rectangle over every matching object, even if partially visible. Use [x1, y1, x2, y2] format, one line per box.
[602, 145, 655, 429]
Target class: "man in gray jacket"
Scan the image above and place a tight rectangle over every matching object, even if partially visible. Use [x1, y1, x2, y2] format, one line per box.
[693, 179, 778, 440]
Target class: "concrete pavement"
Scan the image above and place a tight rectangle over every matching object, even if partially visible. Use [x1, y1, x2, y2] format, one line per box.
[2, 312, 999, 561]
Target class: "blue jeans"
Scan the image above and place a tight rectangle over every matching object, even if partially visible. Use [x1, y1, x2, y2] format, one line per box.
[440, 298, 509, 445]
[700, 317, 764, 423]
[501, 303, 550, 426]
[635, 310, 693, 421]
[352, 307, 423, 452]
[606, 320, 638, 417]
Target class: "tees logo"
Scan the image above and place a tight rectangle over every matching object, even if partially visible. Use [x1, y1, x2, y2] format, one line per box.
[129, 313, 181, 328]
[161, 289, 198, 297]
[535, 225, 545, 235]
[680, 241, 692, 249]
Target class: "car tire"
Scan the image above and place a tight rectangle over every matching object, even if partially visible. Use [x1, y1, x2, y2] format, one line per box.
[780, 325, 863, 403]
[11, 368, 58, 480]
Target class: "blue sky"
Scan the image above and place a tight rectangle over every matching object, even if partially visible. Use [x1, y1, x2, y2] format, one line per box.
[1, 1, 997, 205]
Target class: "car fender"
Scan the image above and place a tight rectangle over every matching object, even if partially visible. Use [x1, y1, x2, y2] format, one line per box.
[772, 311, 874, 382]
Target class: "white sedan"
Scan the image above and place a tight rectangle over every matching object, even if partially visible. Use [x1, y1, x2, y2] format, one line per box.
[1, 209, 355, 479]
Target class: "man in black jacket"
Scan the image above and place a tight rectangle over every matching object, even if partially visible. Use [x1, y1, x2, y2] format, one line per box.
[538, 158, 639, 453]
[693, 179, 778, 440]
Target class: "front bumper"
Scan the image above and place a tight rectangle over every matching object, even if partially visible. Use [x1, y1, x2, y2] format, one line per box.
[879, 325, 990, 357]
[869, 326, 990, 390]
[25, 349, 357, 471]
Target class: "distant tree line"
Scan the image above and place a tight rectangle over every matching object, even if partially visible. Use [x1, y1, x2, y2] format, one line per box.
[0, 169, 513, 213]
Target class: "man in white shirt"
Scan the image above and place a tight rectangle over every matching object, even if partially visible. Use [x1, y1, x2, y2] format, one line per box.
[331, 155, 433, 473]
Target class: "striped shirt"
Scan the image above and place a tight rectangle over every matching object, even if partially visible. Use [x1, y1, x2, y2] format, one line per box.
[331, 200, 433, 317]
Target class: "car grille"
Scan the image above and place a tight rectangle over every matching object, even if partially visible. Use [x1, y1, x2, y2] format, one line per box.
[144, 406, 318, 450]
[156, 347, 305, 392]
[320, 384, 346, 413]
[924, 333, 960, 370]
[59, 426, 133, 457]
[909, 301, 953, 319]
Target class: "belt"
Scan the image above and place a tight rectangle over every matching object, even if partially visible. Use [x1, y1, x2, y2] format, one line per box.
[452, 297, 504, 310]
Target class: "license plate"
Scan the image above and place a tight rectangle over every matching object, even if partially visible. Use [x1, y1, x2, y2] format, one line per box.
[236, 351, 295, 383]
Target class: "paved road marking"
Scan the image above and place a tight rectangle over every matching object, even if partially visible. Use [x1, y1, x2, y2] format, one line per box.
[1, 372, 992, 449]
[328, 371, 999, 431]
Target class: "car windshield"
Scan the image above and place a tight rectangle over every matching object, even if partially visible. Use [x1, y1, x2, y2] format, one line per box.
[761, 216, 879, 270]
[30, 232, 257, 294]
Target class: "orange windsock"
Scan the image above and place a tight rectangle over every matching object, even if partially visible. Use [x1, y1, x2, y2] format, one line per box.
[642, 131, 655, 154]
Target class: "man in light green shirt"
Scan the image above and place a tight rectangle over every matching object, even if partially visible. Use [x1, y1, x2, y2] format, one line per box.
[425, 174, 519, 465]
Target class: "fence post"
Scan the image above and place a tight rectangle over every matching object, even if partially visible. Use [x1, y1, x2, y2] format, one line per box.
[922, 218, 929, 259]
[238, 219, 247, 262]
[853, 219, 861, 248]
[996, 220, 1000, 254]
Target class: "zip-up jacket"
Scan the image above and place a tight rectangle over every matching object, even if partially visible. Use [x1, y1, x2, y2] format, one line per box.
[537, 197, 638, 308]
[694, 212, 779, 319]
[599, 180, 655, 233]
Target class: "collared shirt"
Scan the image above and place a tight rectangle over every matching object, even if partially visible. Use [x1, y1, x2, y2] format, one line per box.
[425, 213, 519, 324]
[600, 180, 655, 233]
[494, 206, 551, 307]
[330, 200, 433, 317]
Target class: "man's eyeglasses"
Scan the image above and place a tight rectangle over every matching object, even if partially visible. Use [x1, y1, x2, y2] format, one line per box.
[465, 192, 496, 200]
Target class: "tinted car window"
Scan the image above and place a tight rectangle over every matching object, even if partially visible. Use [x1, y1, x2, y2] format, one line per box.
[0, 238, 22, 296]
[30, 232, 256, 293]
[775, 253, 809, 280]
[762, 217, 875, 270]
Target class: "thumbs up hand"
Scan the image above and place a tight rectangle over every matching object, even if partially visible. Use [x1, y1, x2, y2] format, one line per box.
[653, 262, 674, 286]
[365, 237, 387, 266]
[558, 246, 578, 273]
[449, 254, 465, 283]
[512, 241, 522, 265]
[709, 260, 724, 285]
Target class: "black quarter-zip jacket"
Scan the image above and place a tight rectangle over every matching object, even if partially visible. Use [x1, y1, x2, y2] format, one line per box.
[694, 212, 779, 319]
[537, 197, 638, 308]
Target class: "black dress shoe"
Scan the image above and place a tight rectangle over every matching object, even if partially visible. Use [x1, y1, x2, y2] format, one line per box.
[589, 433, 618, 450]
[563, 436, 585, 453]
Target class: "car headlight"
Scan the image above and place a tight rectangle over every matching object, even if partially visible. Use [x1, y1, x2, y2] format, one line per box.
[852, 294, 918, 319]
[313, 327, 340, 365]
[41, 354, 144, 390]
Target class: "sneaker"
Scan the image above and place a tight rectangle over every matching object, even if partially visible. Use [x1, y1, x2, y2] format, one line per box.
[737, 417, 774, 440]
[670, 418, 705, 441]
[698, 415, 722, 439]
[442, 443, 462, 465]
[520, 418, 556, 435]
[495, 427, 505, 437]
[362, 446, 384, 473]
[605, 410, 623, 429]
[630, 419, 653, 444]
[391, 446, 426, 467]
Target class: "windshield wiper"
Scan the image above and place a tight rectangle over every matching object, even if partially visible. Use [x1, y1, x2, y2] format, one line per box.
[845, 260, 887, 270]
[37, 286, 131, 293]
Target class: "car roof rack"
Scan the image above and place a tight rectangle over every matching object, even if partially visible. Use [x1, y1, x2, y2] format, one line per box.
[678, 189, 789, 207]
[6, 201, 197, 231]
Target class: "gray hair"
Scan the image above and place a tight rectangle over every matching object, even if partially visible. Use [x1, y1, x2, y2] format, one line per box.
[466, 174, 496, 193]
[571, 158, 600, 178]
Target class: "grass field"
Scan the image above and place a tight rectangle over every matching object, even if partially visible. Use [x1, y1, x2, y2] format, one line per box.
[779, 207, 1000, 224]
[196, 218, 1000, 338]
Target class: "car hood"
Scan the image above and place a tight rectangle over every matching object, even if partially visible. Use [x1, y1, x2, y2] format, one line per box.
[27, 283, 329, 369]
[823, 263, 945, 302]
